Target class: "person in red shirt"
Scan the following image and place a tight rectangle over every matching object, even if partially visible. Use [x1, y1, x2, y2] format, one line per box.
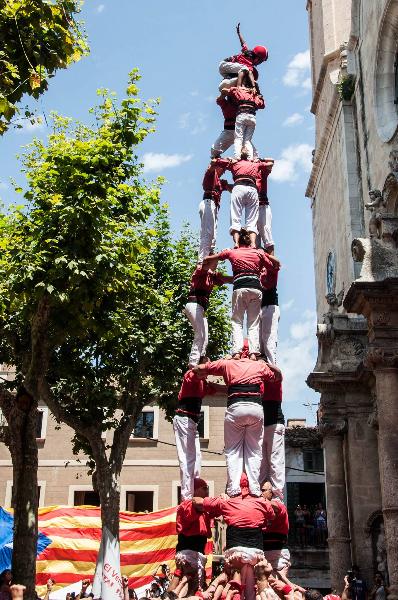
[255, 159, 275, 251]
[211, 91, 238, 158]
[184, 264, 232, 368]
[260, 481, 290, 573]
[199, 163, 233, 264]
[219, 23, 268, 91]
[173, 366, 226, 501]
[259, 377, 285, 502]
[259, 256, 279, 366]
[211, 154, 275, 248]
[227, 82, 265, 159]
[202, 230, 280, 359]
[168, 478, 212, 596]
[193, 474, 278, 600]
[193, 359, 281, 497]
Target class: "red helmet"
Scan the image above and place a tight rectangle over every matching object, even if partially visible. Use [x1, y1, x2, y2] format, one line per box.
[252, 45, 268, 62]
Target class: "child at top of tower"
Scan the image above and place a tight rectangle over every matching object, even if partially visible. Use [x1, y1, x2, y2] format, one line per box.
[219, 23, 268, 91]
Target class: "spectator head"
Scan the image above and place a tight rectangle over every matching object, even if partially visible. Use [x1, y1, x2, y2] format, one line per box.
[374, 573, 384, 586]
[305, 590, 323, 600]
[238, 228, 251, 247]
[260, 481, 273, 501]
[0, 570, 12, 585]
[194, 477, 209, 498]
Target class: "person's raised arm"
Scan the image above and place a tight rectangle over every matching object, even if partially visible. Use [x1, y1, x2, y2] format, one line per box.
[267, 363, 282, 382]
[202, 248, 230, 269]
[264, 252, 281, 269]
[236, 22, 246, 49]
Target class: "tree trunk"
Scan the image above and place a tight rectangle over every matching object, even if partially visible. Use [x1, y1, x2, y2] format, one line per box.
[95, 466, 121, 541]
[8, 399, 38, 600]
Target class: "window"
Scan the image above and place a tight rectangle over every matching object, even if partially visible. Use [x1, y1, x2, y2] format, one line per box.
[133, 411, 154, 438]
[374, 3, 398, 141]
[121, 485, 159, 511]
[5, 480, 46, 507]
[73, 490, 100, 506]
[131, 406, 159, 440]
[36, 407, 48, 440]
[198, 406, 209, 440]
[126, 491, 154, 512]
[303, 448, 324, 472]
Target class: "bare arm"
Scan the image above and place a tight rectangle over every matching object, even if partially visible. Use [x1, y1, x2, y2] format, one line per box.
[268, 363, 282, 382]
[265, 252, 281, 268]
[236, 22, 246, 48]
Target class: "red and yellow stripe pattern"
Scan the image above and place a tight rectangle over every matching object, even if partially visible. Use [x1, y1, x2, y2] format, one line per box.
[36, 505, 212, 596]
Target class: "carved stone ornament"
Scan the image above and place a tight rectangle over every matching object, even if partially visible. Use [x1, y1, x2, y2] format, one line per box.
[318, 418, 347, 437]
[388, 149, 398, 180]
[351, 236, 398, 282]
[329, 335, 365, 371]
[364, 347, 398, 369]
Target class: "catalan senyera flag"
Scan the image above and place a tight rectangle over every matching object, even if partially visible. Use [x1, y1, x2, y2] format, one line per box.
[0, 505, 213, 597]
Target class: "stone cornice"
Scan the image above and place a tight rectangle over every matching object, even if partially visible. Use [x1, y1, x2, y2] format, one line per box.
[307, 367, 371, 394]
[310, 49, 340, 115]
[344, 278, 398, 315]
[306, 87, 340, 199]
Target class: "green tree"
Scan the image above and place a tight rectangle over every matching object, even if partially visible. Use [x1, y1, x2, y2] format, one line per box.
[0, 0, 88, 134]
[0, 71, 230, 594]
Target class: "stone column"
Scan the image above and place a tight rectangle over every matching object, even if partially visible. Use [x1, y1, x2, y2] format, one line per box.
[366, 350, 398, 599]
[321, 420, 352, 589]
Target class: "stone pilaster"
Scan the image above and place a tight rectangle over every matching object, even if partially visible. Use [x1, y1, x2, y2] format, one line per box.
[320, 418, 352, 589]
[345, 276, 398, 599]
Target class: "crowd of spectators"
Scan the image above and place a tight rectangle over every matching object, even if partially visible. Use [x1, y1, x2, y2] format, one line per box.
[292, 504, 327, 548]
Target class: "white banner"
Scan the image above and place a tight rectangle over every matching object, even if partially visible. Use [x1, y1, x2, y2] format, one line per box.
[92, 526, 123, 600]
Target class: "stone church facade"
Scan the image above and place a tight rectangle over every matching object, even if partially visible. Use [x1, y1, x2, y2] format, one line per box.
[305, 0, 398, 594]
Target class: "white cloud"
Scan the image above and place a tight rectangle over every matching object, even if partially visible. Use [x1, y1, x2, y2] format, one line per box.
[189, 90, 199, 97]
[283, 50, 311, 91]
[278, 310, 318, 404]
[0, 182, 9, 190]
[283, 113, 304, 127]
[281, 299, 294, 311]
[96, 4, 105, 13]
[16, 115, 45, 134]
[269, 143, 313, 183]
[142, 153, 193, 173]
[177, 111, 207, 135]
[178, 112, 191, 129]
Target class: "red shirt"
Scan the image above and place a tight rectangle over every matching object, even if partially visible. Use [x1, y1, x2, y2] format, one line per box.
[176, 500, 212, 538]
[225, 44, 256, 72]
[216, 95, 238, 129]
[260, 264, 279, 290]
[202, 164, 230, 205]
[255, 162, 272, 203]
[178, 370, 218, 402]
[214, 158, 270, 185]
[263, 380, 282, 403]
[228, 87, 265, 112]
[263, 501, 289, 536]
[188, 267, 227, 308]
[203, 358, 277, 391]
[218, 247, 274, 279]
[203, 494, 274, 528]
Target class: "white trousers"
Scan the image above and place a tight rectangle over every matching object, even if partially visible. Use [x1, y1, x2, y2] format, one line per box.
[211, 129, 234, 157]
[184, 302, 208, 366]
[259, 423, 285, 500]
[219, 61, 249, 91]
[260, 305, 280, 365]
[234, 113, 257, 159]
[224, 402, 264, 497]
[173, 414, 201, 501]
[257, 204, 274, 248]
[263, 548, 291, 571]
[230, 185, 259, 234]
[198, 199, 218, 262]
[231, 288, 262, 355]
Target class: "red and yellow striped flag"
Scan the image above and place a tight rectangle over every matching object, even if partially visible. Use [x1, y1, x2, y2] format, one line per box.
[35, 505, 212, 596]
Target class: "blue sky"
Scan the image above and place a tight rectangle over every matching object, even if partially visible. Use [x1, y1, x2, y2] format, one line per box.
[0, 0, 320, 423]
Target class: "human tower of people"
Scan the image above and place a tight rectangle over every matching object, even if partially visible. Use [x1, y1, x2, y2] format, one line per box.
[168, 24, 296, 600]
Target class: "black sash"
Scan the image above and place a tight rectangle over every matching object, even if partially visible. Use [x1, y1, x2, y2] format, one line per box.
[263, 401, 285, 426]
[176, 397, 202, 423]
[233, 275, 262, 291]
[226, 525, 263, 550]
[262, 531, 288, 551]
[227, 383, 262, 407]
[176, 533, 207, 554]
